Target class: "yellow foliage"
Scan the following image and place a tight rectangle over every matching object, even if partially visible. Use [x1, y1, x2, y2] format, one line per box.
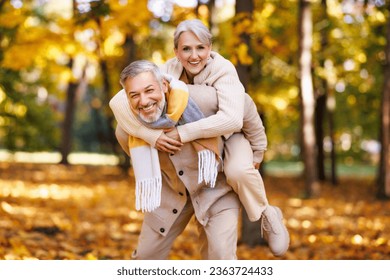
[263, 35, 278, 49]
[104, 30, 126, 57]
[0, 87, 6, 103]
[1, 44, 37, 70]
[237, 43, 253, 65]
[233, 14, 253, 35]
[347, 94, 357, 105]
[1, 163, 389, 260]
[261, 3, 276, 18]
[0, 7, 25, 28]
[4, 101, 27, 118]
[369, 10, 386, 24]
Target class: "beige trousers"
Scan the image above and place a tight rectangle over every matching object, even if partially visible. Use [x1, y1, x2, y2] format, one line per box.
[132, 196, 239, 260]
[223, 133, 268, 222]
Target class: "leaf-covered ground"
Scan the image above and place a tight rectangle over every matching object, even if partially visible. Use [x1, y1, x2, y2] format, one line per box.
[0, 162, 389, 260]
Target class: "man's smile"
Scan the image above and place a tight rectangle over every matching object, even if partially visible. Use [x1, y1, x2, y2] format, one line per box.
[139, 102, 156, 113]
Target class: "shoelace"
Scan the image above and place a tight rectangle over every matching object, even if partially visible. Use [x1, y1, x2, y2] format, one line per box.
[260, 215, 273, 238]
[260, 210, 281, 238]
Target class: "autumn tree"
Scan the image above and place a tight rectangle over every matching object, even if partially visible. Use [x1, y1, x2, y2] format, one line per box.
[377, 1, 390, 199]
[0, 0, 59, 152]
[298, 0, 319, 197]
[229, 0, 265, 247]
[314, 0, 338, 185]
[59, 1, 79, 164]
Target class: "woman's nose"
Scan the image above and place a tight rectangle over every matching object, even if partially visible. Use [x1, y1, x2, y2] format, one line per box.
[190, 49, 198, 58]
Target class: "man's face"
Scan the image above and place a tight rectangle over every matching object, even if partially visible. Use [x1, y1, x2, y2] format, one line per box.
[124, 72, 166, 123]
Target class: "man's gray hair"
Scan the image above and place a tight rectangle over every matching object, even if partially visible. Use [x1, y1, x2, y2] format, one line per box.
[173, 19, 212, 49]
[120, 60, 164, 88]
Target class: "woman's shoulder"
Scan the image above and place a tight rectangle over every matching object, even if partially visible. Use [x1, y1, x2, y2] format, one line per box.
[210, 51, 235, 70]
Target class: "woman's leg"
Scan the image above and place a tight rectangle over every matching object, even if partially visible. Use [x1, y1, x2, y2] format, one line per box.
[223, 133, 268, 222]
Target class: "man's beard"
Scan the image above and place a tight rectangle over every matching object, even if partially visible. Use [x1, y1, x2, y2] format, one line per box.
[139, 99, 166, 123]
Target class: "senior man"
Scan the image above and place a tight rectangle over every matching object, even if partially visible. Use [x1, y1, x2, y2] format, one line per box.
[110, 60, 240, 260]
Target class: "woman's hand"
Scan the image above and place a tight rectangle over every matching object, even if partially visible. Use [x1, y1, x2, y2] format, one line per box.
[155, 131, 183, 153]
[165, 127, 181, 142]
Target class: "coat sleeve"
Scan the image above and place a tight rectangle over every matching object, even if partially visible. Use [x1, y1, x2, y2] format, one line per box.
[242, 94, 267, 163]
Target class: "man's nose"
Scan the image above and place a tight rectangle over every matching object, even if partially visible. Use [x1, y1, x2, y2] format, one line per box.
[139, 94, 149, 106]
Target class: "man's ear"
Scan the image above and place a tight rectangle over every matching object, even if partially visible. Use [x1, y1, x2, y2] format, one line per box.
[162, 79, 169, 93]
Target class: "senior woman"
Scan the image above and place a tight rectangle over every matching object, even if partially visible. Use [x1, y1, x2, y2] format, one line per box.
[110, 19, 289, 257]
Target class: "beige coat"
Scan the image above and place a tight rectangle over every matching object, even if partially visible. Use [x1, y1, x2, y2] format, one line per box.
[146, 141, 239, 237]
[110, 84, 238, 232]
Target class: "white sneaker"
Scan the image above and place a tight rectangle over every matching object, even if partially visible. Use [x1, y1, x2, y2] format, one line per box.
[261, 205, 290, 257]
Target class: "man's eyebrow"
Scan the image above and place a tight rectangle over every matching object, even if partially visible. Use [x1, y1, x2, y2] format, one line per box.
[129, 84, 154, 95]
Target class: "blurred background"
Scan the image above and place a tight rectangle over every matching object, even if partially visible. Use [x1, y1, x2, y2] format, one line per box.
[0, 0, 386, 177]
[1, 0, 390, 260]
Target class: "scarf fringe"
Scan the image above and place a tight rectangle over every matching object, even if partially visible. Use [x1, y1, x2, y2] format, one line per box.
[135, 177, 162, 213]
[198, 150, 218, 188]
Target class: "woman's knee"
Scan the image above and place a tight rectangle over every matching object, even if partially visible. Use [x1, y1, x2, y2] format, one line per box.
[224, 163, 251, 186]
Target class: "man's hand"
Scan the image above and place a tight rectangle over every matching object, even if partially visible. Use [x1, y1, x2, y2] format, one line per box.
[155, 132, 183, 153]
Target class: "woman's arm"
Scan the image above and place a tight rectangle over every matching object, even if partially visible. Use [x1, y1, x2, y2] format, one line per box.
[241, 94, 267, 164]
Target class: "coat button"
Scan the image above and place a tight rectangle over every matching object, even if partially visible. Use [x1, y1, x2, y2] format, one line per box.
[178, 192, 184, 196]
[160, 228, 165, 233]
[172, 209, 178, 214]
[178, 170, 184, 176]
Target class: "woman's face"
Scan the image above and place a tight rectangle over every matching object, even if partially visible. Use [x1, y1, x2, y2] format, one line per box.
[174, 31, 211, 79]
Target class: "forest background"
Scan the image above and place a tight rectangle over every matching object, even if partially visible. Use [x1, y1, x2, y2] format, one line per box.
[1, 0, 390, 260]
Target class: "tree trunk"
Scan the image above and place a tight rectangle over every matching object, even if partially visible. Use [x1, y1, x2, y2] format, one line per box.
[298, 0, 319, 197]
[196, 0, 215, 29]
[233, 0, 265, 247]
[60, 59, 78, 165]
[315, 93, 326, 181]
[377, 2, 390, 199]
[319, 0, 338, 185]
[118, 34, 137, 169]
[328, 93, 338, 185]
[100, 59, 118, 154]
[234, 0, 253, 89]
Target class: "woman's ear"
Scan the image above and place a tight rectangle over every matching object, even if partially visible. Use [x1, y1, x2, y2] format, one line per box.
[174, 48, 181, 62]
